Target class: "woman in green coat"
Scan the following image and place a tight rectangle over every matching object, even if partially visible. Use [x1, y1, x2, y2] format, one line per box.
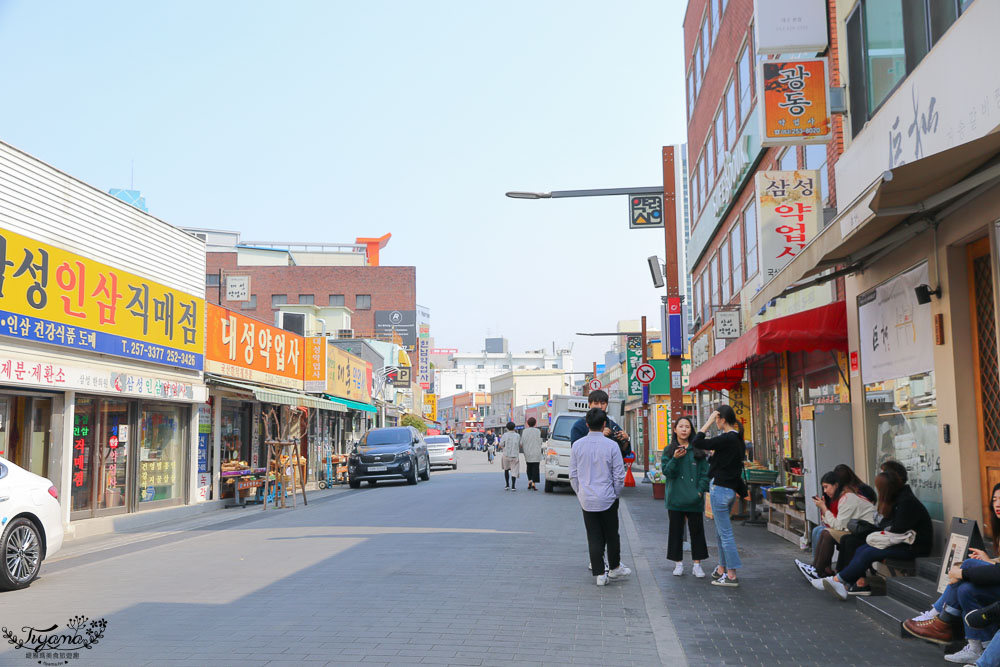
[661, 416, 710, 578]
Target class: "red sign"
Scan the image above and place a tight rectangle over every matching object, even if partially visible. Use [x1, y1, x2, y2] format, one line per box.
[850, 351, 859, 373]
[636, 363, 656, 384]
[667, 297, 681, 315]
[588, 379, 602, 391]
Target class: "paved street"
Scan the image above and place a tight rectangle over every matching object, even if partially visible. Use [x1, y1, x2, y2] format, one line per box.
[2, 451, 945, 666]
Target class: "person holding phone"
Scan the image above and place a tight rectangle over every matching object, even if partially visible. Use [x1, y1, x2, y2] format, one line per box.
[662, 416, 709, 578]
[691, 405, 747, 588]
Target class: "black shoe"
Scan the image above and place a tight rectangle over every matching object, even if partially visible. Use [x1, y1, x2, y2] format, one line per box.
[966, 601, 1000, 629]
[847, 583, 872, 596]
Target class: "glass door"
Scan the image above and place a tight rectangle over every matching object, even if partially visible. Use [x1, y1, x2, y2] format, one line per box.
[26, 398, 51, 478]
[96, 399, 130, 513]
[0, 397, 9, 460]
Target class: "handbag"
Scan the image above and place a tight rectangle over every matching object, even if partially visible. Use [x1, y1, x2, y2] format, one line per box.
[847, 519, 878, 539]
[866, 529, 917, 549]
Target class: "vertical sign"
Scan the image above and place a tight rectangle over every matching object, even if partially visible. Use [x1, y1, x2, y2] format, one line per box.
[759, 58, 832, 146]
[626, 335, 642, 397]
[418, 337, 430, 389]
[756, 170, 822, 282]
[667, 297, 683, 356]
[304, 336, 327, 392]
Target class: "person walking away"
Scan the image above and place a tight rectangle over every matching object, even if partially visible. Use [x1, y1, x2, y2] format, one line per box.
[662, 416, 709, 578]
[487, 438, 495, 464]
[521, 417, 544, 490]
[500, 422, 521, 491]
[691, 405, 747, 588]
[569, 408, 630, 586]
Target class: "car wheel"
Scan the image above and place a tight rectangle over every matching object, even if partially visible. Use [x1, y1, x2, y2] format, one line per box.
[407, 458, 419, 485]
[367, 479, 378, 487]
[544, 480, 555, 493]
[0, 517, 42, 591]
[419, 457, 430, 481]
[452, 463, 458, 470]
[318, 480, 327, 489]
[349, 478, 361, 489]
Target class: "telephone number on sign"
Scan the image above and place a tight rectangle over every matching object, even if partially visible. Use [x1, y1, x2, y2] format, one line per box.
[120, 340, 199, 369]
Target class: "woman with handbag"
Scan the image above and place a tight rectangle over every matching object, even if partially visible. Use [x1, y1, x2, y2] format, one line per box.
[900, 482, 1000, 664]
[795, 468, 876, 585]
[691, 405, 747, 588]
[662, 416, 710, 578]
[818, 470, 933, 600]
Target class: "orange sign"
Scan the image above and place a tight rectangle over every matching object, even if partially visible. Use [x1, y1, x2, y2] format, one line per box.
[303, 336, 327, 393]
[760, 58, 831, 146]
[205, 303, 303, 390]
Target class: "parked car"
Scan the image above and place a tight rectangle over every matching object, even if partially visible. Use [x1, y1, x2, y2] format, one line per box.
[348, 426, 431, 488]
[0, 456, 64, 591]
[425, 435, 457, 470]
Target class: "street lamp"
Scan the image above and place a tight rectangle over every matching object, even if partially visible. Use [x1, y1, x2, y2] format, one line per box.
[505, 186, 662, 200]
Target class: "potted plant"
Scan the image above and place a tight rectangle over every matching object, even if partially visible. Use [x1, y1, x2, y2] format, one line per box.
[651, 470, 666, 500]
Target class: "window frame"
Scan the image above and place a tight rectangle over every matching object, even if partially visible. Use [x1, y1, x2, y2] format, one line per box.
[271, 294, 288, 306]
[720, 236, 731, 303]
[737, 43, 753, 127]
[240, 295, 258, 310]
[744, 199, 759, 280]
[206, 273, 220, 287]
[329, 294, 345, 307]
[355, 294, 372, 310]
[730, 222, 743, 290]
[298, 294, 315, 305]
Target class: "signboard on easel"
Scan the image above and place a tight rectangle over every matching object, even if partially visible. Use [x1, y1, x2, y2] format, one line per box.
[937, 517, 987, 593]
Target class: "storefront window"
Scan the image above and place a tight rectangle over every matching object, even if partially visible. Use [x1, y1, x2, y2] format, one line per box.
[864, 371, 942, 520]
[96, 399, 129, 511]
[138, 403, 184, 504]
[71, 397, 96, 513]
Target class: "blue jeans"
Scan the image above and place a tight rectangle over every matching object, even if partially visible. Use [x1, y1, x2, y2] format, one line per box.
[837, 543, 912, 585]
[934, 559, 1000, 642]
[811, 525, 825, 549]
[978, 634, 1000, 667]
[710, 484, 742, 570]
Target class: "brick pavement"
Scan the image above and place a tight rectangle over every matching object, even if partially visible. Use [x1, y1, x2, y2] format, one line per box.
[622, 484, 945, 667]
[0, 452, 665, 667]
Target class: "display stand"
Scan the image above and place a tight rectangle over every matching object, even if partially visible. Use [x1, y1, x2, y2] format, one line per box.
[261, 406, 308, 511]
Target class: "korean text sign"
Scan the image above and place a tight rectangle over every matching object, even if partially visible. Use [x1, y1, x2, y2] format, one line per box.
[756, 170, 821, 282]
[759, 58, 831, 146]
[326, 346, 373, 403]
[0, 227, 203, 370]
[303, 336, 327, 392]
[205, 303, 303, 390]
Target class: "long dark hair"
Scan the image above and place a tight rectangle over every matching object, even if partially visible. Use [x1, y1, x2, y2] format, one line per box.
[990, 482, 1000, 554]
[717, 404, 744, 439]
[874, 471, 904, 518]
[820, 471, 840, 504]
[665, 416, 705, 459]
[832, 464, 863, 495]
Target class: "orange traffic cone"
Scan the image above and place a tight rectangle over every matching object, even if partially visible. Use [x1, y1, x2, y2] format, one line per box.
[624, 462, 635, 487]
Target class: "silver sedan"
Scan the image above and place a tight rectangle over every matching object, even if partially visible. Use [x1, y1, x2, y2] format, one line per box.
[424, 435, 457, 470]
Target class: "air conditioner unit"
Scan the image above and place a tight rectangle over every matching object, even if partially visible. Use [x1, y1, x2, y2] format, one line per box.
[276, 312, 306, 336]
[337, 329, 355, 339]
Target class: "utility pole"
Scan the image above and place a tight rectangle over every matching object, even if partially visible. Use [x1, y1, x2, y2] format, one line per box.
[662, 147, 684, 423]
[641, 315, 649, 470]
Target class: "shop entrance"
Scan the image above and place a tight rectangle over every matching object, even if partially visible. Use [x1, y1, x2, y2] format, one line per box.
[968, 237, 1000, 531]
[0, 394, 53, 478]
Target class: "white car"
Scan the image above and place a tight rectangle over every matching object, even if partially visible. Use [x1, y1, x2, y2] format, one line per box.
[0, 456, 63, 590]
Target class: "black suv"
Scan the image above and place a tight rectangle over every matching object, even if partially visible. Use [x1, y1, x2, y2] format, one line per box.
[348, 426, 431, 488]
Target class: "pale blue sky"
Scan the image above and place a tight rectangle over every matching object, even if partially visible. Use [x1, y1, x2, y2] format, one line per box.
[0, 0, 688, 370]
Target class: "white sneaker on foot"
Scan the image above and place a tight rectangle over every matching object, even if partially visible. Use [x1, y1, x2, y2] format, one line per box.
[945, 641, 983, 663]
[596, 574, 609, 586]
[810, 576, 825, 591]
[672, 562, 684, 576]
[607, 564, 632, 580]
[912, 608, 939, 622]
[692, 563, 705, 578]
[823, 576, 848, 601]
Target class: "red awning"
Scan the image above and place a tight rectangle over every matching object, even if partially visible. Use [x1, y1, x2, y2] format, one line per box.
[686, 301, 848, 392]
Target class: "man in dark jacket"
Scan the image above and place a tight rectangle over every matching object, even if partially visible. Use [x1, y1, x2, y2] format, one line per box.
[570, 390, 631, 459]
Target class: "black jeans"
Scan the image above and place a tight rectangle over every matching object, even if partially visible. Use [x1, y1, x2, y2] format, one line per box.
[667, 510, 708, 562]
[583, 499, 621, 576]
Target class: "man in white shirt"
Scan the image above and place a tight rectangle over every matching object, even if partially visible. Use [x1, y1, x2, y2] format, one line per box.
[569, 408, 631, 586]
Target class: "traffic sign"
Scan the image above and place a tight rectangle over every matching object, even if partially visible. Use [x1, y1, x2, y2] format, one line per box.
[588, 379, 602, 391]
[636, 363, 656, 384]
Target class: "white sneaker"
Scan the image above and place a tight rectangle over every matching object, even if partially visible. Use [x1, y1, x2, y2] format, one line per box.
[810, 576, 825, 591]
[822, 576, 848, 601]
[672, 562, 684, 576]
[945, 641, 983, 663]
[912, 608, 939, 622]
[607, 564, 632, 580]
[596, 574, 609, 586]
[692, 563, 705, 578]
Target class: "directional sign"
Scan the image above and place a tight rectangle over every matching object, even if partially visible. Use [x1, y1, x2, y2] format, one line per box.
[588, 379, 602, 391]
[636, 363, 656, 385]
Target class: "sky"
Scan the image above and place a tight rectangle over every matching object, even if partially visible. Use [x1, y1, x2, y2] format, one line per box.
[0, 0, 688, 372]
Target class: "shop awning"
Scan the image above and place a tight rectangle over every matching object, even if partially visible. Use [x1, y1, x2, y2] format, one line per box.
[324, 394, 377, 413]
[751, 132, 1000, 312]
[686, 301, 848, 392]
[206, 376, 346, 412]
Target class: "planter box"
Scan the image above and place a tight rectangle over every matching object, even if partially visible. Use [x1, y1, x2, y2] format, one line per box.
[652, 482, 665, 500]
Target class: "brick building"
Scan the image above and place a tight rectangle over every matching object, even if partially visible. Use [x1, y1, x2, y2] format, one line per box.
[186, 228, 416, 338]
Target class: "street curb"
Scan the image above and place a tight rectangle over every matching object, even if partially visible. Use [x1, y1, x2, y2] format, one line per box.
[620, 496, 689, 667]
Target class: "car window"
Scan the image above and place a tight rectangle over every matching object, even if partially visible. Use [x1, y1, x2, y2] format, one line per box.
[551, 417, 583, 442]
[425, 436, 450, 444]
[359, 429, 410, 446]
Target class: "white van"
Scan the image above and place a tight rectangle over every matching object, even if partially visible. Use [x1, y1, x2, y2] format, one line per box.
[542, 395, 623, 493]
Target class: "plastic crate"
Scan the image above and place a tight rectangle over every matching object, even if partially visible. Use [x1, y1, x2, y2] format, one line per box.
[743, 468, 780, 485]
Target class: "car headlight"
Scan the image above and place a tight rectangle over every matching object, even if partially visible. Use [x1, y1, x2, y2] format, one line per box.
[546, 455, 558, 466]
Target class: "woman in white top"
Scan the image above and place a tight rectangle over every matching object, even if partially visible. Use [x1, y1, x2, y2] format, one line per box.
[795, 469, 875, 585]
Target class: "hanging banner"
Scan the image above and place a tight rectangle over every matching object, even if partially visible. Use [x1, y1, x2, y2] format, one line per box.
[626, 334, 642, 397]
[756, 170, 822, 283]
[0, 227, 204, 370]
[857, 263, 934, 385]
[205, 303, 303, 390]
[303, 336, 327, 393]
[759, 58, 832, 146]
